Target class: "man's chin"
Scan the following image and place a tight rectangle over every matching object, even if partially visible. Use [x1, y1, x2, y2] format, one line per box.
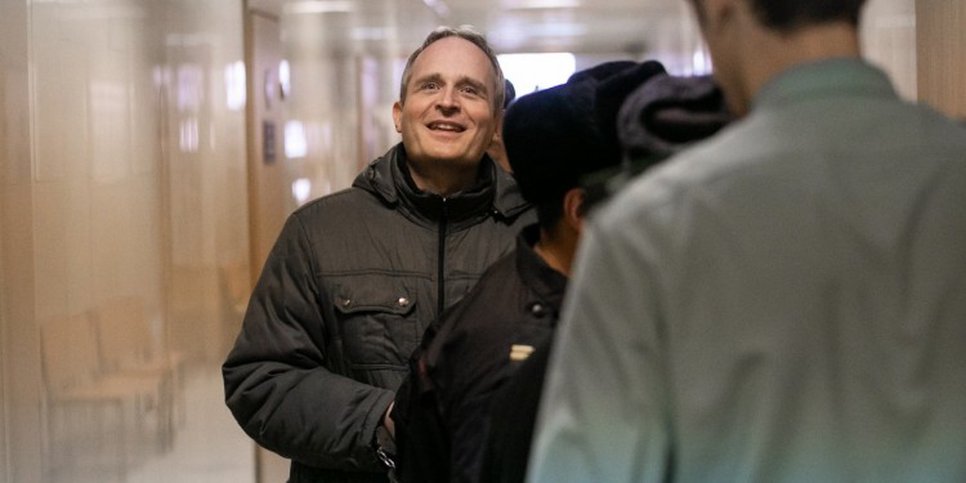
[422, 150, 482, 167]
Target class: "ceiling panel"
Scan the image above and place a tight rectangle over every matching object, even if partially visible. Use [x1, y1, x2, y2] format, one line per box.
[269, 0, 915, 78]
[273, 0, 695, 56]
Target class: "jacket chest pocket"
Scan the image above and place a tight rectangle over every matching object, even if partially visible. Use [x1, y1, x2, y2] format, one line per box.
[332, 276, 420, 372]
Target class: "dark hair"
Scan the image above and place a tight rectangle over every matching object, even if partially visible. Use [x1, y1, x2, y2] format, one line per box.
[748, 0, 866, 30]
[399, 25, 506, 112]
[502, 79, 619, 230]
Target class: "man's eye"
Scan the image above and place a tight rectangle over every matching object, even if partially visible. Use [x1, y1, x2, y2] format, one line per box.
[460, 86, 479, 95]
[421, 82, 440, 90]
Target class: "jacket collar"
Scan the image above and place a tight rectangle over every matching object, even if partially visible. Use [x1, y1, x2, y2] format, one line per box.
[353, 143, 530, 227]
[516, 224, 568, 318]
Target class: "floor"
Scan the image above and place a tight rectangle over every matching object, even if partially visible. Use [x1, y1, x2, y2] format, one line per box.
[127, 364, 255, 483]
[47, 364, 256, 483]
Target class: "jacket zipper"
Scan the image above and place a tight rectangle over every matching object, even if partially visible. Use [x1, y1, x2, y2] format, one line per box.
[437, 197, 448, 319]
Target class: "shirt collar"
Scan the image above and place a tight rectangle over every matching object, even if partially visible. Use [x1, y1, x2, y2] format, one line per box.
[753, 58, 898, 111]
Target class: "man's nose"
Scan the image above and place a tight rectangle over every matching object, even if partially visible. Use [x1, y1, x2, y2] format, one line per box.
[436, 87, 460, 112]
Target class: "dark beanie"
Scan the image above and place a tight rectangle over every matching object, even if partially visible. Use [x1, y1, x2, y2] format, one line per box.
[502, 79, 613, 208]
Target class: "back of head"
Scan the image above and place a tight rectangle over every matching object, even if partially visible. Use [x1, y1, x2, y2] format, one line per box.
[747, 0, 867, 31]
[503, 79, 618, 229]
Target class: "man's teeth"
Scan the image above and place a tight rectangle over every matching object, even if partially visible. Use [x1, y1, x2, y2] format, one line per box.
[431, 123, 462, 132]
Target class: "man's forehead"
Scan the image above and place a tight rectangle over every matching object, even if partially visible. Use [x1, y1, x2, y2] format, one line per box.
[412, 38, 492, 73]
[409, 43, 495, 90]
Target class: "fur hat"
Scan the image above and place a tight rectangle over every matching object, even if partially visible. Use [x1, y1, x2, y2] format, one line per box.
[618, 73, 731, 163]
[583, 65, 732, 209]
[592, 60, 668, 159]
[567, 60, 639, 84]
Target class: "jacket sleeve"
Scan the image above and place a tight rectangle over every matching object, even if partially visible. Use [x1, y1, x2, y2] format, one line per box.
[222, 212, 394, 471]
[392, 310, 451, 483]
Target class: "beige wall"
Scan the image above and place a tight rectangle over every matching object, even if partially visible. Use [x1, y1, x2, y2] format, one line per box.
[281, 10, 401, 197]
[246, 9, 290, 272]
[863, 0, 918, 100]
[917, 0, 966, 118]
[1, 223, 6, 483]
[1, 0, 253, 481]
[161, 0, 252, 364]
[1, 0, 43, 481]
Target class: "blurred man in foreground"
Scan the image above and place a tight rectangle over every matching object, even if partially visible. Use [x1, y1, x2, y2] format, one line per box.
[528, 1, 966, 481]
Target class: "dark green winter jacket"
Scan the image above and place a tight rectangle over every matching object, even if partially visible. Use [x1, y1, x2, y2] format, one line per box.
[223, 143, 532, 482]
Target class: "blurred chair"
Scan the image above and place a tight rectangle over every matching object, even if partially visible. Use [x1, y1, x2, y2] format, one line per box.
[39, 312, 171, 480]
[90, 296, 185, 440]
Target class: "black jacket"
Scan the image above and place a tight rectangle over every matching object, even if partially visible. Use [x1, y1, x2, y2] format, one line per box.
[393, 225, 566, 483]
[223, 144, 532, 483]
[479, 339, 552, 483]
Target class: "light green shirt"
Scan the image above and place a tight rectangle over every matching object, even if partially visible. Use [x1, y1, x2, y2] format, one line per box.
[528, 59, 966, 483]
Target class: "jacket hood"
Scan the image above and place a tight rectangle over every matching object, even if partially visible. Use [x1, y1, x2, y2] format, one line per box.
[352, 143, 530, 225]
[617, 74, 732, 163]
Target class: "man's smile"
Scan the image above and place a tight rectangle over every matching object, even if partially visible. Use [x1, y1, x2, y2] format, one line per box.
[426, 121, 466, 133]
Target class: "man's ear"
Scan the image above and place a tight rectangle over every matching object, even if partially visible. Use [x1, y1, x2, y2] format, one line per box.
[392, 101, 403, 133]
[562, 187, 586, 233]
[701, 0, 739, 34]
[490, 114, 504, 144]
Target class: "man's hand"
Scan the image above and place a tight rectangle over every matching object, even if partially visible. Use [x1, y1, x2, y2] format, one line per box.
[383, 401, 396, 439]
[374, 400, 398, 476]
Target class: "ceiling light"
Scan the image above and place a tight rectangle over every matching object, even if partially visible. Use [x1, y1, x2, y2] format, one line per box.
[504, 0, 581, 10]
[283, 0, 354, 15]
[422, 0, 450, 17]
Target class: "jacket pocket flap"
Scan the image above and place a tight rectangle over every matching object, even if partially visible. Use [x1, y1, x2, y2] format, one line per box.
[333, 279, 416, 316]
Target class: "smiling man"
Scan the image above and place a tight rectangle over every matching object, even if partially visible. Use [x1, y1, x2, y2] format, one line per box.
[393, 34, 504, 195]
[223, 26, 532, 483]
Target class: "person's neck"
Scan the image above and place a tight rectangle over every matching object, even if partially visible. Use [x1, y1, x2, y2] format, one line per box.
[736, 21, 861, 114]
[407, 159, 480, 197]
[533, 226, 578, 278]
